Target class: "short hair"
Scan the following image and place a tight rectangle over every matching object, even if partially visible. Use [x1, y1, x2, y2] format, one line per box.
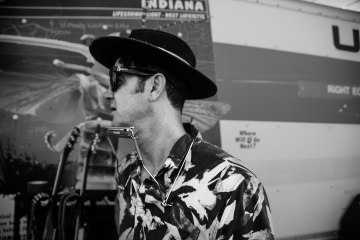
[120, 56, 186, 111]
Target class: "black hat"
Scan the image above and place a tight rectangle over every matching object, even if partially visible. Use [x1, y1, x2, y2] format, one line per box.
[89, 29, 217, 99]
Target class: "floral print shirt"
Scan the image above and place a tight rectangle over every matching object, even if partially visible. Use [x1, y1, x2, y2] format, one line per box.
[114, 126, 275, 240]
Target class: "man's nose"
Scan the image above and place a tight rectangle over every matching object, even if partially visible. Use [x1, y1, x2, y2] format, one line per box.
[104, 87, 114, 101]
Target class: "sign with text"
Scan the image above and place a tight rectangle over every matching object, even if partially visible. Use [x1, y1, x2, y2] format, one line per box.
[0, 1, 218, 238]
[299, 81, 360, 99]
[0, 0, 209, 20]
[235, 130, 261, 149]
[0, 195, 27, 239]
[210, 0, 360, 62]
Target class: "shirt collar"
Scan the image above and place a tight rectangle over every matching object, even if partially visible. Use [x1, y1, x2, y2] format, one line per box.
[124, 124, 200, 184]
[163, 123, 200, 169]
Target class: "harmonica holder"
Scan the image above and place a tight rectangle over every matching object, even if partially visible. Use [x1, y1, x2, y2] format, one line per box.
[102, 126, 183, 207]
[102, 126, 143, 161]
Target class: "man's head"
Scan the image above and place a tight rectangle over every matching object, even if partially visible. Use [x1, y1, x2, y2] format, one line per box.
[89, 29, 217, 100]
[89, 29, 217, 126]
[110, 56, 187, 111]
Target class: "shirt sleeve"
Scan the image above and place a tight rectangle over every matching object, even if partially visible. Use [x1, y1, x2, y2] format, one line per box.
[215, 175, 275, 240]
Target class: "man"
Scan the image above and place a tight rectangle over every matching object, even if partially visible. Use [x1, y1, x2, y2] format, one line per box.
[89, 29, 274, 240]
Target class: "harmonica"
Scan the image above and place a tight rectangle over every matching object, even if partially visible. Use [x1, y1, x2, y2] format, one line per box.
[102, 126, 135, 139]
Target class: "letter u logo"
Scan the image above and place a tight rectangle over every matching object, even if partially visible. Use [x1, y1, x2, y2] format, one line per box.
[332, 25, 360, 52]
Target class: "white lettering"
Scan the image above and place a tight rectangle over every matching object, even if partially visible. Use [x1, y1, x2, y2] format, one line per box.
[194, 1, 204, 11]
[112, 10, 143, 17]
[146, 11, 161, 18]
[165, 12, 179, 18]
[145, 0, 158, 8]
[184, 1, 194, 10]
[179, 12, 205, 19]
[174, 0, 184, 10]
[159, 0, 167, 9]
[352, 86, 360, 96]
[145, 0, 205, 11]
[327, 85, 351, 95]
[169, 0, 173, 9]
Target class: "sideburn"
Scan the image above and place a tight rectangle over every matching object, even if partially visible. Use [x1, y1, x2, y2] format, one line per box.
[133, 76, 148, 94]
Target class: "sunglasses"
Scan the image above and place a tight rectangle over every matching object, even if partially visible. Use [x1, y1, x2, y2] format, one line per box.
[109, 65, 175, 92]
[109, 66, 155, 92]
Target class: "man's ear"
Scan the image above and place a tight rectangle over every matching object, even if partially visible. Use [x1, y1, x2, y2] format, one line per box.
[148, 73, 167, 101]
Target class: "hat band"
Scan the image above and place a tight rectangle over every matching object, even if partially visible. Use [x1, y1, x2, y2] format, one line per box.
[130, 37, 192, 67]
[156, 46, 191, 66]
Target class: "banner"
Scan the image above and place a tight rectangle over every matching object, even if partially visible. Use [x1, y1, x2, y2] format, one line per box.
[0, 0, 209, 20]
[219, 120, 360, 237]
[209, 0, 360, 237]
[210, 0, 360, 62]
[0, 0, 217, 238]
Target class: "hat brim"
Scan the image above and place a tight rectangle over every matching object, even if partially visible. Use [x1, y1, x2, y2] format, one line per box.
[89, 36, 217, 99]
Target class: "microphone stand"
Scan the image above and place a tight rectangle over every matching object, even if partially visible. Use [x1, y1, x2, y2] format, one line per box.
[73, 124, 100, 240]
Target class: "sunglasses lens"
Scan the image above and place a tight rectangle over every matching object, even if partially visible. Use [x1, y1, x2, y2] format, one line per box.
[109, 66, 155, 92]
[110, 71, 117, 91]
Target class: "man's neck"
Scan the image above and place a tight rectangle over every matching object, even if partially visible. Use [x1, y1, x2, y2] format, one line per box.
[135, 113, 186, 176]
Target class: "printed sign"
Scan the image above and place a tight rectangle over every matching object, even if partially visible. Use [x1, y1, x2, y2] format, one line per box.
[299, 81, 360, 99]
[210, 0, 360, 62]
[0, 1, 218, 238]
[0, 0, 209, 20]
[0, 195, 27, 240]
[235, 130, 260, 149]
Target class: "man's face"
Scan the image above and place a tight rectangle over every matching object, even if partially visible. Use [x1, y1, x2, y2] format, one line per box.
[105, 72, 151, 127]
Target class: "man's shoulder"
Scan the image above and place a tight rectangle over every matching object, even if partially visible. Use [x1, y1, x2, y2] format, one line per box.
[191, 138, 256, 178]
